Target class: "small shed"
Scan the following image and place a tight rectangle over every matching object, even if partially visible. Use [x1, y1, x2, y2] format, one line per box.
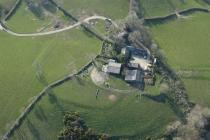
[125, 70, 143, 82]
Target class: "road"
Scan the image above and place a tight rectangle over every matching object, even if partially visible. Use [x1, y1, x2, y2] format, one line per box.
[0, 15, 117, 37]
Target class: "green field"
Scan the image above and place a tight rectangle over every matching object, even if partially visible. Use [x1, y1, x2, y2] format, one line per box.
[140, 0, 174, 17]
[93, 20, 107, 35]
[171, 0, 206, 10]
[0, 31, 44, 138]
[149, 12, 210, 107]
[140, 0, 205, 18]
[6, 0, 72, 33]
[184, 78, 210, 107]
[0, 28, 100, 137]
[1, 1, 210, 140]
[10, 77, 177, 140]
[34, 28, 101, 83]
[54, 0, 129, 19]
[0, 0, 15, 7]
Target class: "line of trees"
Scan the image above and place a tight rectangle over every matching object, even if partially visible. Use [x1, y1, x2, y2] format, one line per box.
[130, 0, 143, 18]
[163, 105, 210, 140]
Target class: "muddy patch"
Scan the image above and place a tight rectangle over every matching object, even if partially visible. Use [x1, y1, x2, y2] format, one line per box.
[108, 94, 117, 102]
[90, 67, 108, 85]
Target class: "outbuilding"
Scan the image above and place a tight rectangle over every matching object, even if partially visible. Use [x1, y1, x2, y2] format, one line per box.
[102, 61, 122, 74]
[127, 62, 139, 69]
[125, 70, 143, 83]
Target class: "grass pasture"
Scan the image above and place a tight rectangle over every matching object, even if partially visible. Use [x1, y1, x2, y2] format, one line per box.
[0, 0, 16, 9]
[10, 77, 177, 140]
[93, 20, 107, 36]
[54, 0, 129, 20]
[149, 12, 210, 69]
[140, 0, 174, 17]
[37, 28, 101, 83]
[183, 77, 210, 107]
[149, 12, 210, 107]
[1, 1, 210, 140]
[0, 0, 15, 5]
[0, 27, 100, 138]
[106, 75, 136, 91]
[170, 0, 205, 10]
[140, 0, 206, 18]
[5, 0, 73, 33]
[0, 31, 44, 137]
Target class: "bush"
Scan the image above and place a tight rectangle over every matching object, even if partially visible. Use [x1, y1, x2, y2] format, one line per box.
[58, 112, 110, 140]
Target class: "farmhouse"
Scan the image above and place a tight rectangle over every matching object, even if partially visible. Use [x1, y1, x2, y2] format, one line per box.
[102, 61, 122, 74]
[126, 46, 148, 59]
[125, 70, 143, 83]
[101, 44, 155, 87]
[123, 46, 152, 71]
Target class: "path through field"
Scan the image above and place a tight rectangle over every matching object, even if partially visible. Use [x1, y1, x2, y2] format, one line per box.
[0, 16, 117, 37]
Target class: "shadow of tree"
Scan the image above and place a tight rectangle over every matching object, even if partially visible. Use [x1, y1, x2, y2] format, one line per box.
[82, 24, 95, 38]
[42, 0, 57, 14]
[47, 89, 65, 114]
[15, 127, 28, 140]
[26, 119, 41, 140]
[75, 76, 85, 86]
[25, 0, 44, 20]
[143, 93, 185, 121]
[143, 93, 167, 103]
[34, 105, 48, 122]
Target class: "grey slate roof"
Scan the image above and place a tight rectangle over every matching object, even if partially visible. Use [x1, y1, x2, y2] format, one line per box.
[127, 46, 148, 59]
[106, 62, 122, 74]
[125, 70, 143, 82]
[127, 63, 139, 69]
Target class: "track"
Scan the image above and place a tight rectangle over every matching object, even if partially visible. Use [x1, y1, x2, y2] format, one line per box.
[0, 16, 117, 37]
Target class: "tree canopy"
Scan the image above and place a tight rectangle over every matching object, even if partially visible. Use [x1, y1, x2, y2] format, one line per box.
[58, 112, 109, 140]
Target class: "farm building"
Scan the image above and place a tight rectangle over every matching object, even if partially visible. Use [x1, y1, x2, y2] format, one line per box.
[125, 70, 143, 83]
[127, 62, 139, 69]
[130, 56, 152, 71]
[120, 46, 152, 70]
[126, 46, 148, 59]
[144, 75, 154, 85]
[102, 61, 122, 74]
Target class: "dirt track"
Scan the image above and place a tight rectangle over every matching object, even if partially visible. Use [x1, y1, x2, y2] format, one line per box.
[0, 15, 117, 37]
